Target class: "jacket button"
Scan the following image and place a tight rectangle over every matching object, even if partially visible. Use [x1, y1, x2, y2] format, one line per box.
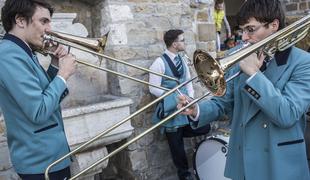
[263, 123, 268, 128]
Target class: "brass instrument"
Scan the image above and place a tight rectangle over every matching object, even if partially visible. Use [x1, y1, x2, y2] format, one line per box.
[194, 14, 310, 96]
[46, 31, 108, 53]
[0, 31, 177, 91]
[43, 31, 179, 91]
[2, 14, 306, 180]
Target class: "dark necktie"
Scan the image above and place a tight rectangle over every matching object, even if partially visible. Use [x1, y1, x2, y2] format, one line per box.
[175, 55, 183, 76]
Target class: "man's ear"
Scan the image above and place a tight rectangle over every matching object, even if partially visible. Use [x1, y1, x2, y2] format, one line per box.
[270, 19, 280, 32]
[171, 42, 177, 48]
[15, 15, 26, 28]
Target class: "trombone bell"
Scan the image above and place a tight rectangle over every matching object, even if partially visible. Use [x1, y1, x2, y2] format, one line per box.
[194, 49, 226, 96]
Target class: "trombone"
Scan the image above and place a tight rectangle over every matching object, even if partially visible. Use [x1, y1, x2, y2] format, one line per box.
[0, 31, 178, 91]
[43, 30, 179, 91]
[44, 14, 310, 180]
[194, 14, 310, 96]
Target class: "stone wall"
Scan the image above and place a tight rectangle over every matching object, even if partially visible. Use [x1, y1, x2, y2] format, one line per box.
[281, 0, 310, 15]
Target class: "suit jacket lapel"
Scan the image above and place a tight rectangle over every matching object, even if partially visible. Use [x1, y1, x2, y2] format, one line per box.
[264, 58, 288, 85]
[32, 54, 51, 82]
[237, 73, 252, 119]
[244, 58, 289, 124]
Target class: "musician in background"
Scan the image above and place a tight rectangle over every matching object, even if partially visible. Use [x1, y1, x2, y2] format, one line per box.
[149, 29, 210, 180]
[178, 0, 310, 180]
[0, 0, 76, 179]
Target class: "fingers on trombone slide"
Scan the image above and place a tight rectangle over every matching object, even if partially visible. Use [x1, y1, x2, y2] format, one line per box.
[177, 95, 196, 115]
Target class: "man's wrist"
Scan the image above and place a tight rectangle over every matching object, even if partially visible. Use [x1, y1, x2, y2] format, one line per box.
[189, 104, 200, 121]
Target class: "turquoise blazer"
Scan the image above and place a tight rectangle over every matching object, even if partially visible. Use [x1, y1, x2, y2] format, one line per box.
[194, 47, 310, 180]
[0, 34, 71, 174]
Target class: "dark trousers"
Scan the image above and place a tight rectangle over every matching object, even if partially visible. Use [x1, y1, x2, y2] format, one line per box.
[18, 166, 71, 180]
[165, 124, 211, 180]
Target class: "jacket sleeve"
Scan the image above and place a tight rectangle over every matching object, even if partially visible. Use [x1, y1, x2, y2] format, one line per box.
[47, 64, 69, 102]
[0, 53, 67, 125]
[193, 66, 237, 128]
[47, 64, 59, 80]
[244, 55, 310, 128]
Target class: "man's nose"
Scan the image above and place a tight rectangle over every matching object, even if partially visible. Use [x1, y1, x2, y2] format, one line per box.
[242, 32, 250, 41]
[45, 24, 52, 32]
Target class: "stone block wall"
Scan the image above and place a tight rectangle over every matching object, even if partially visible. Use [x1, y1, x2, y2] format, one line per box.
[281, 0, 310, 15]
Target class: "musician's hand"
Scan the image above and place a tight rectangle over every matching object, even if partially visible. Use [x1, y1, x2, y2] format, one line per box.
[239, 51, 265, 76]
[46, 43, 68, 67]
[177, 95, 198, 117]
[57, 54, 77, 80]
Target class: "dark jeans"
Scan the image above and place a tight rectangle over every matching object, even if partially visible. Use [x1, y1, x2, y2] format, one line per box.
[18, 166, 71, 180]
[165, 124, 211, 180]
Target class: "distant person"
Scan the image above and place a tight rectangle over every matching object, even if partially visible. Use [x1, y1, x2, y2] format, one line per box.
[214, 0, 231, 52]
[149, 29, 210, 180]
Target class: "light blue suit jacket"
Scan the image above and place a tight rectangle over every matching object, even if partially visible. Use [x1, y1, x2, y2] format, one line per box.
[0, 34, 71, 174]
[195, 47, 310, 180]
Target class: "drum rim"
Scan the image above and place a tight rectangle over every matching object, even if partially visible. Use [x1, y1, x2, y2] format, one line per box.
[192, 136, 228, 180]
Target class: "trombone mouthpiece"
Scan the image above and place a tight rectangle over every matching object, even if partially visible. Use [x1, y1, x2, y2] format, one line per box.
[43, 34, 53, 42]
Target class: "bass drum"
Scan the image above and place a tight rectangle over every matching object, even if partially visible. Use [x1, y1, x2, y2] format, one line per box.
[193, 135, 230, 180]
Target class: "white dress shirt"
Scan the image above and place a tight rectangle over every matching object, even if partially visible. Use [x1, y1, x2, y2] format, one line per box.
[149, 49, 194, 98]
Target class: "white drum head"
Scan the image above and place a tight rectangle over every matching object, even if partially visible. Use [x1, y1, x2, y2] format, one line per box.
[193, 136, 230, 180]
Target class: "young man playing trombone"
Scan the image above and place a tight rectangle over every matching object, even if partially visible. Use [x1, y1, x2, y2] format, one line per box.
[149, 29, 210, 180]
[178, 0, 310, 180]
[0, 0, 76, 179]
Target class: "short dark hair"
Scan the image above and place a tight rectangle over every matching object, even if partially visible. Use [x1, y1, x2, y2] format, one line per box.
[1, 0, 54, 32]
[237, 0, 285, 30]
[215, 0, 224, 5]
[164, 29, 184, 48]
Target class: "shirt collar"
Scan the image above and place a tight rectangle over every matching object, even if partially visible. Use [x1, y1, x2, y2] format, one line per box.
[3, 33, 34, 58]
[165, 49, 178, 61]
[274, 47, 292, 66]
